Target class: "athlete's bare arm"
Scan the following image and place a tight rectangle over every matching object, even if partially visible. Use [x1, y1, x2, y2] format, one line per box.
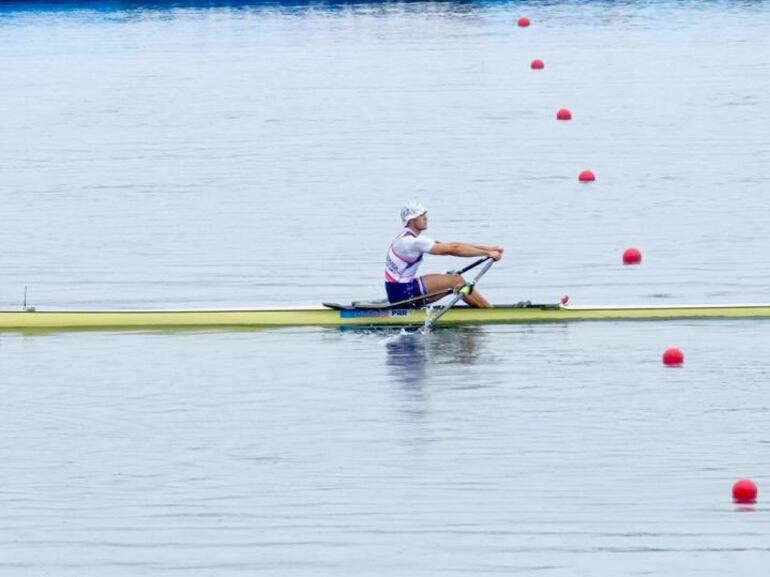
[430, 242, 503, 261]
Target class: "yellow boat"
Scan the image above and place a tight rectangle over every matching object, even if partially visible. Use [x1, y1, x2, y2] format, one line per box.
[1, 301, 769, 332]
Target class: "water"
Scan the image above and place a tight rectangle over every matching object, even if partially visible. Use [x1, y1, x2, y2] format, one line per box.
[1, 1, 770, 574]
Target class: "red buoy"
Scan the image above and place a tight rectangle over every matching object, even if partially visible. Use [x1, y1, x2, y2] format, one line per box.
[530, 59, 544, 70]
[518, 17, 530, 27]
[561, 295, 570, 305]
[556, 108, 572, 121]
[733, 479, 758, 504]
[623, 247, 642, 265]
[662, 347, 684, 366]
[578, 170, 595, 182]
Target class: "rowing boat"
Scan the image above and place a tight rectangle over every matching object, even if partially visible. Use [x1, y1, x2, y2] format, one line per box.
[1, 301, 769, 332]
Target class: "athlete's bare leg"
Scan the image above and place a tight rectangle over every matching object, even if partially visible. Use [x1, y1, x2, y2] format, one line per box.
[421, 274, 492, 308]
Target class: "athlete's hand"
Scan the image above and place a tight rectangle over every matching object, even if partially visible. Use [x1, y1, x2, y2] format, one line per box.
[488, 248, 504, 261]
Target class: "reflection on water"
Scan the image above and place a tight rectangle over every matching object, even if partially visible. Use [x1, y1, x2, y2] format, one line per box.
[385, 330, 428, 387]
[384, 326, 482, 387]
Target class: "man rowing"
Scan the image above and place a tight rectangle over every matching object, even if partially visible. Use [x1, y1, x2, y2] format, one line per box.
[385, 201, 504, 308]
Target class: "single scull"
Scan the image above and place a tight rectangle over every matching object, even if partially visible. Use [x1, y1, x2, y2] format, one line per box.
[0, 301, 769, 332]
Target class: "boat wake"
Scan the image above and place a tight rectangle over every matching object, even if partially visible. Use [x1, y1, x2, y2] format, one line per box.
[379, 326, 425, 346]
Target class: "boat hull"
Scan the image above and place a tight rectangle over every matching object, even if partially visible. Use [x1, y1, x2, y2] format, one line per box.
[1, 303, 770, 331]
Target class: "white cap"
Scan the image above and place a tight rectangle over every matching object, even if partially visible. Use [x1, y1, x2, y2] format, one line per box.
[400, 200, 428, 224]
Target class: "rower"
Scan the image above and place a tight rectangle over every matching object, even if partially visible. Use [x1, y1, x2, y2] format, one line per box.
[384, 201, 504, 308]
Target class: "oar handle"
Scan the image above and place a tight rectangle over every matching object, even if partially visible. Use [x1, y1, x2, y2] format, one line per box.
[446, 256, 490, 276]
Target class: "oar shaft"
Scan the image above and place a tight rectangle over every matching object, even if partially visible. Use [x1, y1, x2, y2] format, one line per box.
[426, 258, 495, 328]
[447, 256, 490, 276]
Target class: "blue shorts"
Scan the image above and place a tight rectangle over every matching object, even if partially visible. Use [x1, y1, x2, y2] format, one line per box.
[385, 278, 427, 308]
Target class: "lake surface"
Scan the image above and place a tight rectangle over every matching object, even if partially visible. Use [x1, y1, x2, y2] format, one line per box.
[1, 1, 769, 574]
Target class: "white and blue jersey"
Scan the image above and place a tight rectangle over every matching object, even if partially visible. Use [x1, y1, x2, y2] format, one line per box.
[384, 228, 435, 306]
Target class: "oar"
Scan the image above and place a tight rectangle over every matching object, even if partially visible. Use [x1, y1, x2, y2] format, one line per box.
[425, 258, 495, 330]
[446, 256, 490, 275]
